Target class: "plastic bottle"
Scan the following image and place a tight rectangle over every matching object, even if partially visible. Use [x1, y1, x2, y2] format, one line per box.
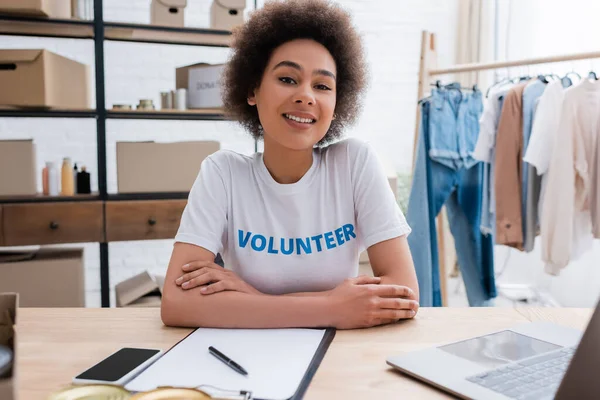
[61, 157, 74, 196]
[73, 163, 79, 194]
[77, 166, 91, 194]
[42, 162, 50, 195]
[48, 162, 59, 196]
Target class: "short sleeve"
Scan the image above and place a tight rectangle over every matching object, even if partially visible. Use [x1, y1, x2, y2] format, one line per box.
[175, 156, 228, 256]
[523, 88, 557, 174]
[349, 140, 411, 250]
[473, 95, 498, 162]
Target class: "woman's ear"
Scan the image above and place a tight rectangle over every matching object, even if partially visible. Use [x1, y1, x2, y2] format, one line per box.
[247, 88, 257, 106]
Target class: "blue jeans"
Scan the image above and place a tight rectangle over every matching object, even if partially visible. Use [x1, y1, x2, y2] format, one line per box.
[407, 95, 496, 307]
[428, 83, 482, 170]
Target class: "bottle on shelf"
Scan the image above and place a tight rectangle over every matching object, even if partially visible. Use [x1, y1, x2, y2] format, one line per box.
[60, 157, 75, 196]
[73, 162, 79, 194]
[42, 163, 50, 195]
[48, 162, 59, 196]
[77, 166, 91, 194]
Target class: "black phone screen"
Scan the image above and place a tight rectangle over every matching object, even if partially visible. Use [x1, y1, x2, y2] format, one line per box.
[75, 348, 160, 382]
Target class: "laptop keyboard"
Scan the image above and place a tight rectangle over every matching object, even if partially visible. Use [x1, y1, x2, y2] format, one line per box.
[466, 346, 576, 399]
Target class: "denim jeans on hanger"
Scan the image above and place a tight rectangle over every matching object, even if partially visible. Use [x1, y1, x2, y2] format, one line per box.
[407, 89, 496, 307]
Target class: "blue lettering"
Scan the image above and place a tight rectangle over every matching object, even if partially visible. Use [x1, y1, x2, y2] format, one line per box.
[251, 234, 267, 251]
[334, 227, 345, 245]
[343, 224, 356, 241]
[238, 230, 252, 248]
[296, 238, 312, 255]
[324, 231, 337, 249]
[267, 236, 279, 254]
[281, 238, 294, 255]
[310, 234, 324, 252]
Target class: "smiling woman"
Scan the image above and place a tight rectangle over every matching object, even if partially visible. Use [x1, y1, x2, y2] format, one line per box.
[160, 0, 420, 330]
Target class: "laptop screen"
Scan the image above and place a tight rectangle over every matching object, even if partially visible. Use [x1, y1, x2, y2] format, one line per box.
[439, 330, 562, 369]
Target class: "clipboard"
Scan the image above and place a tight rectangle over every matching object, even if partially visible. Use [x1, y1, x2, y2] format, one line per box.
[125, 327, 336, 400]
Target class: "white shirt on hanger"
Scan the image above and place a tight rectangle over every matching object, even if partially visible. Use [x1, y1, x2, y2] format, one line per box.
[524, 80, 564, 219]
[540, 79, 600, 275]
[473, 85, 513, 163]
[523, 81, 565, 175]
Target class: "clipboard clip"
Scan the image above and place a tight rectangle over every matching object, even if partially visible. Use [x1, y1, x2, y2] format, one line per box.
[197, 384, 253, 400]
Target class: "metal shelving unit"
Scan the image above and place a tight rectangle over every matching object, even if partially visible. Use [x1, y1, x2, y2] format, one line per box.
[0, 0, 255, 307]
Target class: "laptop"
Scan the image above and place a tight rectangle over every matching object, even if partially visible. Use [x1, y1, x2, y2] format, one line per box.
[387, 301, 600, 400]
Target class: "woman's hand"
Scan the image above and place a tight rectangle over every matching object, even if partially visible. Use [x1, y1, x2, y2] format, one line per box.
[326, 276, 419, 329]
[175, 261, 262, 295]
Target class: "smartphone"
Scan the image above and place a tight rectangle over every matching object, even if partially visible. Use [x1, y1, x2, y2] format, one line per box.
[72, 347, 162, 386]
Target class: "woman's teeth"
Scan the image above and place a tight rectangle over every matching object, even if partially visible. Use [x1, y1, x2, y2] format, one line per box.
[284, 114, 315, 124]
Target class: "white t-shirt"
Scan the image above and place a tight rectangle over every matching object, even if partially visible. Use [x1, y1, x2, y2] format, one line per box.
[175, 138, 411, 295]
[523, 80, 565, 176]
[539, 79, 600, 274]
[473, 85, 513, 163]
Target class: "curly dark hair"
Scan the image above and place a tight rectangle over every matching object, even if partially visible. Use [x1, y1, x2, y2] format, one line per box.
[222, 0, 368, 146]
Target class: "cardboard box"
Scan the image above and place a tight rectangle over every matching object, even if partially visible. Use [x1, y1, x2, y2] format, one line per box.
[0, 140, 37, 196]
[0, 0, 71, 18]
[0, 249, 84, 307]
[176, 63, 225, 109]
[151, 0, 186, 27]
[0, 49, 90, 109]
[0, 293, 17, 400]
[116, 140, 220, 193]
[71, 0, 93, 20]
[210, 0, 245, 31]
[116, 271, 165, 307]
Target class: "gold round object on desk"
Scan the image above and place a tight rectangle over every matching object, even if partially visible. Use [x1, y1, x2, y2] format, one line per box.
[48, 384, 131, 400]
[112, 104, 132, 110]
[130, 387, 212, 399]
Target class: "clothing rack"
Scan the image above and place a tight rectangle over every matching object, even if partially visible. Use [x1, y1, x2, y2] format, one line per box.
[412, 30, 600, 306]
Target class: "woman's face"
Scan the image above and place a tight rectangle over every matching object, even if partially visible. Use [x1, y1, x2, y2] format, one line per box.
[248, 39, 337, 151]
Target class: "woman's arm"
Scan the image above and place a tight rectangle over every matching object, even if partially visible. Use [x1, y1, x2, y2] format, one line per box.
[162, 242, 418, 329]
[161, 243, 332, 328]
[367, 236, 419, 302]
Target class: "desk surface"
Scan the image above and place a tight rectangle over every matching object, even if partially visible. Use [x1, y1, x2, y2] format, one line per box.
[17, 307, 591, 400]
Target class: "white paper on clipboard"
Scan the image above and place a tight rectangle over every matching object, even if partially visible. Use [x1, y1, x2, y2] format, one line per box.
[125, 328, 327, 400]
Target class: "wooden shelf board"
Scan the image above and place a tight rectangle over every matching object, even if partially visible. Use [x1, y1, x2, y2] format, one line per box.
[0, 15, 232, 47]
[107, 108, 226, 120]
[0, 107, 97, 118]
[107, 192, 189, 201]
[0, 15, 93, 39]
[0, 193, 101, 204]
[104, 21, 232, 47]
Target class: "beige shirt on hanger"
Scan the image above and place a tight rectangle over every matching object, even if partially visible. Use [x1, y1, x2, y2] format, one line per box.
[541, 79, 600, 275]
[494, 82, 528, 249]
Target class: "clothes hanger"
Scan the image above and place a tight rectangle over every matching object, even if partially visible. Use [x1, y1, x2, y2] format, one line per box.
[561, 71, 580, 87]
[430, 80, 472, 91]
[485, 77, 513, 97]
[587, 59, 598, 81]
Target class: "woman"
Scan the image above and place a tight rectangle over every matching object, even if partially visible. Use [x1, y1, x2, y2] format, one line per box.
[161, 0, 419, 329]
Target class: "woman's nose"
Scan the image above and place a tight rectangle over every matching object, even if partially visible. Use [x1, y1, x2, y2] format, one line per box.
[294, 86, 315, 106]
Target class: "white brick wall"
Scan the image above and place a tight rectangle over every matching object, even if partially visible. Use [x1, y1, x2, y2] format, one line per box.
[0, 0, 459, 307]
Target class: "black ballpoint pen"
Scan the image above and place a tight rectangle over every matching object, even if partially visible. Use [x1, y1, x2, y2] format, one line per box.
[208, 346, 249, 376]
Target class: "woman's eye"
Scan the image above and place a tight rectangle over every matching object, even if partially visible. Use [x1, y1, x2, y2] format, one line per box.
[279, 77, 296, 84]
[315, 84, 332, 91]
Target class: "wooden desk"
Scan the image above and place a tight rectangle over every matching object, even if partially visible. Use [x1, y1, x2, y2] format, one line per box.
[17, 308, 592, 400]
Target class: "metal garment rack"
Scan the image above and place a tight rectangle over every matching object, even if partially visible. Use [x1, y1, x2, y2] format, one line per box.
[413, 30, 600, 306]
[0, 0, 258, 307]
